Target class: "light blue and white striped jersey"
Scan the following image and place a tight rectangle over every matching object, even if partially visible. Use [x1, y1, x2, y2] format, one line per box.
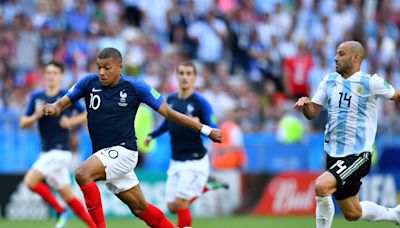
[312, 71, 395, 158]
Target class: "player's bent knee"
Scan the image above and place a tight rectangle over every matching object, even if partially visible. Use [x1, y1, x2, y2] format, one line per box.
[60, 192, 74, 202]
[59, 187, 74, 202]
[23, 178, 33, 189]
[315, 181, 330, 196]
[168, 200, 189, 213]
[167, 204, 176, 213]
[23, 176, 37, 189]
[167, 202, 184, 213]
[344, 211, 362, 221]
[75, 168, 93, 186]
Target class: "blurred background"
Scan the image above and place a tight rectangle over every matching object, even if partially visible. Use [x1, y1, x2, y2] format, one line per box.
[0, 0, 400, 226]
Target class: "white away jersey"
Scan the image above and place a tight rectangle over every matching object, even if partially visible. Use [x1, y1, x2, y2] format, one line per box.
[311, 71, 395, 157]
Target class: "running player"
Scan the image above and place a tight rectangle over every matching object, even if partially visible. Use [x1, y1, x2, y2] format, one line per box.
[294, 41, 400, 227]
[43, 48, 222, 228]
[144, 62, 228, 228]
[20, 60, 94, 228]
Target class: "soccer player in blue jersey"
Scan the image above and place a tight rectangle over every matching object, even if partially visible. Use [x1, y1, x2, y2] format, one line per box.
[43, 48, 222, 228]
[20, 61, 95, 228]
[294, 41, 400, 227]
[144, 62, 226, 227]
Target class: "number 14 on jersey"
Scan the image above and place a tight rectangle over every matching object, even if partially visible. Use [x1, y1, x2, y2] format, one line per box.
[339, 92, 352, 108]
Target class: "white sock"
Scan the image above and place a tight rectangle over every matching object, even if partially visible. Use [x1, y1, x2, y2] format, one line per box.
[360, 201, 398, 222]
[316, 196, 335, 228]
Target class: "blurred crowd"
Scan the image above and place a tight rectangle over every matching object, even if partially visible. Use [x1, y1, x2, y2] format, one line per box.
[1, 0, 400, 134]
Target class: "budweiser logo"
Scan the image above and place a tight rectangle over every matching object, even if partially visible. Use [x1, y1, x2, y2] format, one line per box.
[270, 178, 315, 213]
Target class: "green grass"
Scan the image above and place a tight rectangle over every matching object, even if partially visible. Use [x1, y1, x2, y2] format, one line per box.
[0, 216, 398, 228]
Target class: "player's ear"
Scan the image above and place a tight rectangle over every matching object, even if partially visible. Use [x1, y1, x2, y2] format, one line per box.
[353, 53, 359, 64]
[118, 62, 123, 72]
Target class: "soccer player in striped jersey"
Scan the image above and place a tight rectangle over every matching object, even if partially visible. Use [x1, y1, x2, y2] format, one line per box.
[294, 41, 400, 227]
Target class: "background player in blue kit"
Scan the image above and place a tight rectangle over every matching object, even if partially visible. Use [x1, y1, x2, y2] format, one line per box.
[144, 62, 227, 228]
[43, 48, 222, 228]
[294, 41, 400, 227]
[20, 61, 94, 228]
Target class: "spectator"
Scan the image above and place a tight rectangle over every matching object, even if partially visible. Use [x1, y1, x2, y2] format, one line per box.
[283, 41, 313, 98]
[228, 9, 254, 74]
[66, 0, 92, 35]
[187, 10, 228, 72]
[2, 0, 23, 25]
[0, 0, 399, 136]
[14, 15, 40, 87]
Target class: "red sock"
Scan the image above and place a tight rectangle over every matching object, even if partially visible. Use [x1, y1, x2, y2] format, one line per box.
[80, 182, 106, 228]
[138, 203, 175, 228]
[67, 197, 96, 228]
[177, 208, 192, 228]
[31, 183, 64, 213]
[190, 186, 209, 203]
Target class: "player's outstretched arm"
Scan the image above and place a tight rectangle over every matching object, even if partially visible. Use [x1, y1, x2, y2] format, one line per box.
[156, 101, 222, 143]
[43, 95, 73, 117]
[293, 96, 323, 120]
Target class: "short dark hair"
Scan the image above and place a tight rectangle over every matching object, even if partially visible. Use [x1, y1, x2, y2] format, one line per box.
[46, 60, 64, 73]
[98, 47, 122, 62]
[176, 61, 197, 75]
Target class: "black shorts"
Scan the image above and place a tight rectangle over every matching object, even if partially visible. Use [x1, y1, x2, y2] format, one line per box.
[326, 152, 371, 200]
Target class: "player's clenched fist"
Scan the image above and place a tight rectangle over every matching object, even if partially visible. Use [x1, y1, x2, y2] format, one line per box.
[43, 104, 59, 116]
[293, 96, 311, 109]
[209, 128, 222, 143]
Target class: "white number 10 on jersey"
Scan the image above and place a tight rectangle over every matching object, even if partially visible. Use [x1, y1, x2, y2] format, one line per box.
[89, 93, 101, 110]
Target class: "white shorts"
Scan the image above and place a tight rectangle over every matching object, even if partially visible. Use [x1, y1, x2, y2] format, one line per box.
[165, 154, 209, 202]
[94, 146, 139, 194]
[32, 150, 72, 189]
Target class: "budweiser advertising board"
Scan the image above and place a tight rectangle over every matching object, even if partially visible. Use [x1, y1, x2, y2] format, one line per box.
[253, 172, 320, 215]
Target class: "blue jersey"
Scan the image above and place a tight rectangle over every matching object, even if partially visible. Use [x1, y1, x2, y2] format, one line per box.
[66, 74, 163, 152]
[25, 89, 85, 151]
[149, 92, 217, 161]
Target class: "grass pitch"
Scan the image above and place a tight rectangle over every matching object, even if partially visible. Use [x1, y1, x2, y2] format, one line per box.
[0, 216, 397, 228]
